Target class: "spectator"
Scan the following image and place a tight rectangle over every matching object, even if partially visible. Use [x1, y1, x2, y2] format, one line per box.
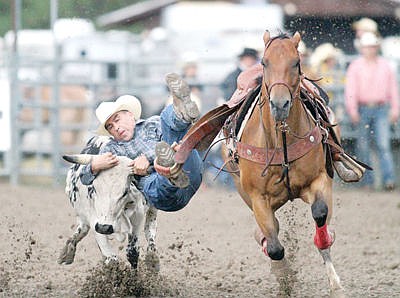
[180, 52, 203, 112]
[220, 47, 259, 100]
[345, 32, 399, 191]
[352, 17, 379, 53]
[164, 53, 203, 114]
[298, 40, 313, 78]
[310, 43, 344, 101]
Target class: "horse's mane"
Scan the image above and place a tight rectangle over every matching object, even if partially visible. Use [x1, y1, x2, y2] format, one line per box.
[268, 30, 291, 42]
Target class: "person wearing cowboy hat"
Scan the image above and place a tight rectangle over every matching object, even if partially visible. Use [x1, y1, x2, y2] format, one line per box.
[345, 32, 399, 191]
[221, 47, 259, 101]
[352, 17, 380, 52]
[309, 43, 344, 100]
[80, 73, 203, 212]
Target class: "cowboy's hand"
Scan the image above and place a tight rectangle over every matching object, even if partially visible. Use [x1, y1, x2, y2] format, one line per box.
[130, 154, 150, 176]
[91, 152, 119, 174]
[389, 110, 398, 124]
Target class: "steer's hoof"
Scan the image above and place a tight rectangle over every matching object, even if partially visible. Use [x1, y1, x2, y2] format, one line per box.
[58, 239, 76, 265]
[104, 255, 119, 265]
[145, 251, 160, 273]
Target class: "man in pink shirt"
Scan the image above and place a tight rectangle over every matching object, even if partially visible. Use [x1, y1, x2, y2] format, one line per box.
[345, 32, 399, 191]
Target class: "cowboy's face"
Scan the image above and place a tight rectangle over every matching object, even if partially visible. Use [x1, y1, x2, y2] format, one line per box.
[360, 45, 379, 58]
[105, 110, 136, 141]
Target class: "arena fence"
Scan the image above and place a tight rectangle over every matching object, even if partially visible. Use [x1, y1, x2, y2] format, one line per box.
[1, 52, 400, 186]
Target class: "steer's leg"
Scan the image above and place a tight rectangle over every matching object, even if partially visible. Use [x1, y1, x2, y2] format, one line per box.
[126, 205, 145, 269]
[58, 218, 89, 265]
[144, 206, 159, 272]
[94, 233, 118, 264]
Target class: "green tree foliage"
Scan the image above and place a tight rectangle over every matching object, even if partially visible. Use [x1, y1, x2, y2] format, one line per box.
[0, 0, 141, 36]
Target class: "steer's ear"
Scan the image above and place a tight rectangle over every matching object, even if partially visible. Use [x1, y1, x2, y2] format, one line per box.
[63, 154, 94, 164]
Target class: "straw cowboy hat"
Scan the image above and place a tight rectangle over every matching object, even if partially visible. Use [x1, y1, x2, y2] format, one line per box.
[96, 95, 142, 136]
[359, 32, 381, 47]
[310, 43, 342, 69]
[352, 18, 378, 33]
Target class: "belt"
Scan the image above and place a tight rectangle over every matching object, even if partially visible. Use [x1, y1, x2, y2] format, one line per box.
[361, 101, 386, 108]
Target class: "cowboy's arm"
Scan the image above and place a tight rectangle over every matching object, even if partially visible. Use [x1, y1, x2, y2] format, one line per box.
[80, 145, 119, 185]
[344, 63, 360, 124]
[388, 65, 399, 122]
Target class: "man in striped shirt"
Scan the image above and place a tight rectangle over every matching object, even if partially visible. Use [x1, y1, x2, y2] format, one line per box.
[80, 73, 203, 211]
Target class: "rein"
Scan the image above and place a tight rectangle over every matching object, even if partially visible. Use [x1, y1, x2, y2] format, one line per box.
[258, 35, 308, 200]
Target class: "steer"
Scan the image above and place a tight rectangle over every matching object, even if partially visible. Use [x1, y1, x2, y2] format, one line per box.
[58, 136, 158, 270]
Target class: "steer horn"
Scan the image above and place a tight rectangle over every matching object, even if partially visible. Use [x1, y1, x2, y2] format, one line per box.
[63, 154, 94, 164]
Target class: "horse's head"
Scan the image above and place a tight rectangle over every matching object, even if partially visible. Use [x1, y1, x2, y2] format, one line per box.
[261, 31, 301, 122]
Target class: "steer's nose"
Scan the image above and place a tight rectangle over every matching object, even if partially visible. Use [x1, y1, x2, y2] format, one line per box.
[95, 223, 114, 235]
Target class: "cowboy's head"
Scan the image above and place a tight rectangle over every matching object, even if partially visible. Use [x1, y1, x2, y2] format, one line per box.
[96, 95, 142, 141]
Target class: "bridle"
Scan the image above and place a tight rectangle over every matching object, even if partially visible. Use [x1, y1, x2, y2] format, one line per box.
[258, 34, 305, 201]
[258, 35, 302, 109]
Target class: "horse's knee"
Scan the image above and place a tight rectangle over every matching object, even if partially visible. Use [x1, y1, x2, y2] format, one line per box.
[311, 197, 328, 227]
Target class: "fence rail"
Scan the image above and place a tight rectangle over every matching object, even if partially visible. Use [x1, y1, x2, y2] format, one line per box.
[1, 54, 399, 185]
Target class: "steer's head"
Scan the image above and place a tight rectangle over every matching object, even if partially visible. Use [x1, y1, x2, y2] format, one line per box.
[64, 154, 145, 238]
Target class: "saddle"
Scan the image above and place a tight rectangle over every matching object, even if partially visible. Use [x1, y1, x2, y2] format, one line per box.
[174, 65, 371, 182]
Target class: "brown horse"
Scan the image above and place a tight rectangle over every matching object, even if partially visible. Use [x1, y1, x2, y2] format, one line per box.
[222, 31, 343, 293]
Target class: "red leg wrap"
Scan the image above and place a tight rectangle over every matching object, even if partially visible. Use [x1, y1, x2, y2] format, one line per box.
[314, 223, 333, 250]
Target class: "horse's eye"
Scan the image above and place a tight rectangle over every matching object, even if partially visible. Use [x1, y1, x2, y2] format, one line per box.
[261, 60, 268, 67]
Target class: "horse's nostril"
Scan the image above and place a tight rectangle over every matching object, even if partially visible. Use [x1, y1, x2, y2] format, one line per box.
[283, 100, 290, 109]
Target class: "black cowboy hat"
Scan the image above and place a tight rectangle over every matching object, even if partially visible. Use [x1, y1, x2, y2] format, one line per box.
[238, 47, 258, 59]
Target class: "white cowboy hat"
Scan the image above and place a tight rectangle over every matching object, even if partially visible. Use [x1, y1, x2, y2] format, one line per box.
[310, 43, 342, 69]
[352, 18, 378, 33]
[95, 95, 142, 136]
[359, 32, 381, 47]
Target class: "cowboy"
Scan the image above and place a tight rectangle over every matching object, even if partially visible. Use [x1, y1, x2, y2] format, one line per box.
[345, 32, 398, 191]
[80, 73, 203, 212]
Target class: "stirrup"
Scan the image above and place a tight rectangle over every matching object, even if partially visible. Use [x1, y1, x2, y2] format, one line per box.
[333, 153, 365, 182]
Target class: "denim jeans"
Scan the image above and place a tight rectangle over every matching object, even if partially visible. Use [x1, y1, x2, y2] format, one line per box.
[143, 105, 203, 211]
[357, 104, 395, 186]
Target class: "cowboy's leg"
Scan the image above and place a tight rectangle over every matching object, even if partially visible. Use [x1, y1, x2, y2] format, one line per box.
[373, 105, 396, 186]
[357, 106, 373, 186]
[143, 74, 203, 211]
[160, 104, 191, 144]
[142, 151, 203, 211]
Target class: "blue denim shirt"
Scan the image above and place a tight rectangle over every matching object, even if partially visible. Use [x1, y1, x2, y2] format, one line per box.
[80, 115, 162, 187]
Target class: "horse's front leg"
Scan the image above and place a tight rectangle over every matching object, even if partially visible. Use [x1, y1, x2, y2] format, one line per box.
[303, 177, 344, 294]
[312, 194, 342, 292]
[252, 195, 284, 260]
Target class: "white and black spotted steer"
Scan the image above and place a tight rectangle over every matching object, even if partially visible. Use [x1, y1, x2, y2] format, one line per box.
[58, 136, 159, 270]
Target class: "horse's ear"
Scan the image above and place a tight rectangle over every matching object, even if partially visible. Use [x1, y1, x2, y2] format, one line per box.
[292, 31, 301, 48]
[263, 31, 271, 45]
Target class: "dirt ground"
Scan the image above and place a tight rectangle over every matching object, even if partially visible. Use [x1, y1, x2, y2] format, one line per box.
[0, 180, 399, 297]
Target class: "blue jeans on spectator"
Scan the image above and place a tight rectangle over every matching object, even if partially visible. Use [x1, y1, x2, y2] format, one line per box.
[143, 105, 203, 211]
[357, 104, 395, 187]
